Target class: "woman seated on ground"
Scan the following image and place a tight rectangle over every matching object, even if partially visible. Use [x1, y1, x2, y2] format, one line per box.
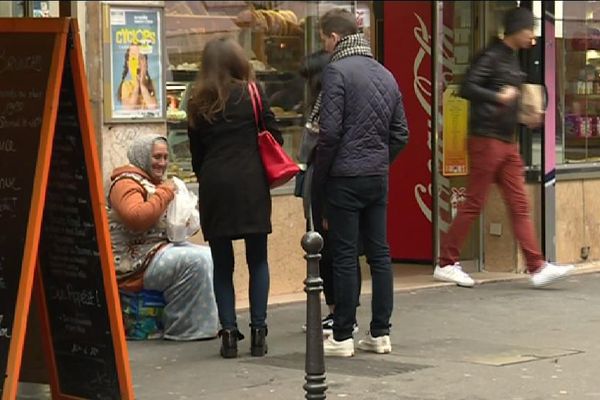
[107, 133, 218, 341]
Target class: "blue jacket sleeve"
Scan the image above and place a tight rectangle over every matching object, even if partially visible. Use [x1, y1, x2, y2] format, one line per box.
[312, 66, 345, 198]
[389, 91, 409, 162]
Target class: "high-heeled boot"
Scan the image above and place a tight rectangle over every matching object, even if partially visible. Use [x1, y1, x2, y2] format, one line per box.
[250, 327, 268, 357]
[219, 329, 244, 359]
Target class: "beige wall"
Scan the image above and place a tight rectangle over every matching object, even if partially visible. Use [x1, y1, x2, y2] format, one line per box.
[483, 178, 600, 272]
[482, 186, 520, 273]
[556, 179, 600, 264]
[189, 194, 307, 304]
[482, 184, 541, 273]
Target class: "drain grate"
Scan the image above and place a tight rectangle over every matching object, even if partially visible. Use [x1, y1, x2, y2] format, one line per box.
[243, 352, 432, 377]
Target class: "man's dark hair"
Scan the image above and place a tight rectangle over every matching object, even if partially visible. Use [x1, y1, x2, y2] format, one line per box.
[320, 8, 358, 38]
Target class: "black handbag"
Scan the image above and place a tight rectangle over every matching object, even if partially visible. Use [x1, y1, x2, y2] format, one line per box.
[293, 170, 305, 197]
[297, 122, 319, 164]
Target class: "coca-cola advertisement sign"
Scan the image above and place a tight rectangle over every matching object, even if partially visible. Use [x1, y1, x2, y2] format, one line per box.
[384, 1, 433, 261]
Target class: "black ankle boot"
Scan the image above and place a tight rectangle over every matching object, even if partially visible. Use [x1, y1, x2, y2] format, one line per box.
[219, 329, 244, 359]
[250, 327, 268, 357]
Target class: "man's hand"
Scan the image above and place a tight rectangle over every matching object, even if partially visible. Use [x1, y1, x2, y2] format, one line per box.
[322, 218, 329, 231]
[497, 85, 519, 106]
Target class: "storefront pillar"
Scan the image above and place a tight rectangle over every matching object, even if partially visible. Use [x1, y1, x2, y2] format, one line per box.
[541, 1, 557, 261]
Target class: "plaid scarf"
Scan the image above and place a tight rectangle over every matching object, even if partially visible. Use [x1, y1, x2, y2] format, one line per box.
[307, 33, 373, 127]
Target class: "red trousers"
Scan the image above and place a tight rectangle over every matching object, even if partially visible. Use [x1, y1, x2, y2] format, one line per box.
[439, 136, 545, 273]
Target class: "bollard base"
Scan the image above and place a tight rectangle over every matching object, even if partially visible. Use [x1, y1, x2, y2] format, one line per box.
[303, 373, 327, 400]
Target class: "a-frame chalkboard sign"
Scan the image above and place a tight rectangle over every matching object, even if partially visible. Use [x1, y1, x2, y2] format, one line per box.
[0, 18, 134, 400]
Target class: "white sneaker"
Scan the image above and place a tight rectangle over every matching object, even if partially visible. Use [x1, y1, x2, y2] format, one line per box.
[433, 263, 475, 287]
[323, 336, 354, 357]
[530, 262, 575, 288]
[357, 333, 392, 354]
[322, 322, 359, 337]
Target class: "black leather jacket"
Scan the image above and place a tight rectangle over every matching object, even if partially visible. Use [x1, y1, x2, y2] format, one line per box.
[460, 39, 525, 142]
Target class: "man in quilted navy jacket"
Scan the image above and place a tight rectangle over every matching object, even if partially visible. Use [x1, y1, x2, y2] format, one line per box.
[312, 8, 409, 357]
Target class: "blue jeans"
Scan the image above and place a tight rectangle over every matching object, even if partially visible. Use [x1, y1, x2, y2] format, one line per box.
[209, 234, 270, 330]
[326, 176, 393, 341]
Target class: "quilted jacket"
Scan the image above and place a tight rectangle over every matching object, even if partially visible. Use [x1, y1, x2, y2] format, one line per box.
[313, 55, 409, 187]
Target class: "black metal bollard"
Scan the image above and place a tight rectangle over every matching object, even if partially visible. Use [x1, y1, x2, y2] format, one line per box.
[301, 231, 327, 399]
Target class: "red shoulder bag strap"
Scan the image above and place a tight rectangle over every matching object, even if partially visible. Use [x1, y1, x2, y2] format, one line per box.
[248, 81, 266, 132]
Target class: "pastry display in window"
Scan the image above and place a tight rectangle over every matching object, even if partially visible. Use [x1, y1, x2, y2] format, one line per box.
[236, 9, 302, 36]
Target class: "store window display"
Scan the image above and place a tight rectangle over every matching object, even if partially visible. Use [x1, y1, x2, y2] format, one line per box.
[164, 1, 372, 188]
[0, 1, 24, 16]
[558, 1, 600, 162]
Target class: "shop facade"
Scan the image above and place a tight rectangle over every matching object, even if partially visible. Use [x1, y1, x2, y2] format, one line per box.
[4, 1, 600, 300]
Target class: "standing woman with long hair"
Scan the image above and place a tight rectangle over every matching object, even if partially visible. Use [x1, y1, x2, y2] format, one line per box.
[187, 37, 283, 359]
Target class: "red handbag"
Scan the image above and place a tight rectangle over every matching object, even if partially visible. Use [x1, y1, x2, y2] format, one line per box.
[248, 81, 300, 188]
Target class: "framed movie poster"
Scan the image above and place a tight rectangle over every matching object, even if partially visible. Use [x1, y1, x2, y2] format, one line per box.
[103, 5, 165, 122]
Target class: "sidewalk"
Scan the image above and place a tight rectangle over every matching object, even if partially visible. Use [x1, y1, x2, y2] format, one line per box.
[17, 263, 600, 399]
[126, 264, 600, 400]
[252, 260, 600, 310]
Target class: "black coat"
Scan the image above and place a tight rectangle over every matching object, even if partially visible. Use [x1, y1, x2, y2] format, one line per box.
[460, 39, 525, 142]
[188, 83, 283, 241]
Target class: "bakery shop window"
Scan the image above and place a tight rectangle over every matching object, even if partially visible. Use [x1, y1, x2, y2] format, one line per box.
[164, 1, 371, 189]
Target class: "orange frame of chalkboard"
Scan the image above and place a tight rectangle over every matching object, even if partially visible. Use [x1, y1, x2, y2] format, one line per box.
[31, 19, 135, 400]
[0, 18, 134, 400]
[0, 18, 69, 400]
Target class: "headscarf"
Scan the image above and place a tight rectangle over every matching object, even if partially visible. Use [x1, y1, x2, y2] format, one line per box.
[127, 134, 168, 178]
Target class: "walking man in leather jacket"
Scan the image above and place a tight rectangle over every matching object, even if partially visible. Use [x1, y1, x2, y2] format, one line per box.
[433, 7, 574, 288]
[312, 8, 408, 357]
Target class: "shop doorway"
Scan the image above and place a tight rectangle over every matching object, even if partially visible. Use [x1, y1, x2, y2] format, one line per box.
[432, 1, 524, 274]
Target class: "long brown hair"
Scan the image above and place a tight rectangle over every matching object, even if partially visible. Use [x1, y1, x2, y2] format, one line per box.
[188, 36, 254, 126]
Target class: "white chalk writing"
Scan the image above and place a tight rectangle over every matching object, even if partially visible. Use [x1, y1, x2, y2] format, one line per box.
[0, 50, 43, 74]
[72, 343, 100, 357]
[0, 314, 11, 338]
[0, 90, 23, 98]
[0, 196, 17, 217]
[0, 101, 24, 117]
[50, 284, 102, 308]
[0, 116, 41, 129]
[0, 138, 16, 152]
[0, 177, 21, 192]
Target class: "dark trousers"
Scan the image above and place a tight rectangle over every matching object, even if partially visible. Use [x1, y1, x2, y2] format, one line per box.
[310, 207, 362, 308]
[326, 176, 393, 341]
[209, 234, 270, 330]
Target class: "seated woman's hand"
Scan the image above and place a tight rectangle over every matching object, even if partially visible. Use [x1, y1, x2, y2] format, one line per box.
[160, 179, 177, 194]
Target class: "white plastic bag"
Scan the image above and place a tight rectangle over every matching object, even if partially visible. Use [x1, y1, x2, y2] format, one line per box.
[166, 177, 201, 243]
